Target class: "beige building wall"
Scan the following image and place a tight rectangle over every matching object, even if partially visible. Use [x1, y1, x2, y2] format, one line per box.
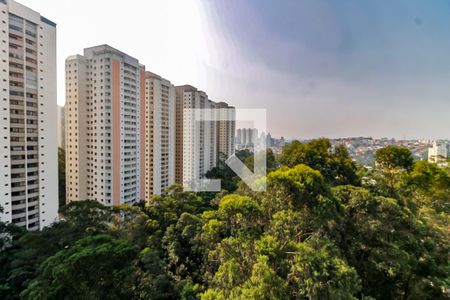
[57, 105, 65, 149]
[215, 102, 236, 161]
[66, 45, 143, 206]
[142, 71, 175, 199]
[65, 54, 88, 201]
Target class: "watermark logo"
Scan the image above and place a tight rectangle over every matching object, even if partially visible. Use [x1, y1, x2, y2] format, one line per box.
[183, 108, 267, 192]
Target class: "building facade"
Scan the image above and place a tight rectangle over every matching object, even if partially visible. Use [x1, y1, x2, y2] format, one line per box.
[236, 128, 258, 150]
[0, 0, 58, 230]
[141, 71, 175, 198]
[428, 141, 448, 164]
[57, 105, 64, 149]
[66, 45, 143, 205]
[175, 85, 218, 185]
[215, 102, 235, 161]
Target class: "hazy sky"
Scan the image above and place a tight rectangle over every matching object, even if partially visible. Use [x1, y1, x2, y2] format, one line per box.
[19, 0, 450, 139]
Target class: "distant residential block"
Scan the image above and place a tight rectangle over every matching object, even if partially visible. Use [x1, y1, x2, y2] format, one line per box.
[175, 85, 235, 186]
[428, 141, 448, 164]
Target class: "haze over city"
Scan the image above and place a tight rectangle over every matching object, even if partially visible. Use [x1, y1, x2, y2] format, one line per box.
[17, 0, 450, 140]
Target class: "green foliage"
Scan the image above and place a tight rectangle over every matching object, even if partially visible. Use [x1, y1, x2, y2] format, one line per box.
[0, 145, 448, 299]
[279, 138, 360, 186]
[376, 145, 415, 171]
[21, 234, 138, 300]
[287, 238, 360, 299]
[332, 185, 448, 299]
[206, 149, 278, 193]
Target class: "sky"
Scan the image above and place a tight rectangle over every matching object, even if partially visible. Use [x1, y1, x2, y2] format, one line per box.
[18, 0, 450, 140]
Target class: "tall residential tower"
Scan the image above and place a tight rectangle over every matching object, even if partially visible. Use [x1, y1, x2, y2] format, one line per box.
[66, 45, 144, 205]
[175, 85, 218, 185]
[141, 71, 175, 198]
[0, 0, 58, 229]
[215, 101, 235, 161]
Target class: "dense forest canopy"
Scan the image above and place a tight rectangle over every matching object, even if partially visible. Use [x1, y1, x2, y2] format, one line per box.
[1, 139, 449, 299]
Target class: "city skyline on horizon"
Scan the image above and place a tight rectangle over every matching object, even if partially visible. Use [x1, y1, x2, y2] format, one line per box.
[16, 0, 450, 140]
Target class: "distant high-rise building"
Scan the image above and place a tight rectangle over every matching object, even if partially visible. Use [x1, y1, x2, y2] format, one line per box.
[266, 132, 273, 147]
[428, 141, 448, 164]
[0, 0, 58, 230]
[251, 128, 258, 146]
[141, 71, 175, 198]
[235, 128, 259, 150]
[175, 85, 218, 185]
[279, 136, 286, 147]
[215, 102, 235, 161]
[66, 45, 144, 205]
[236, 128, 242, 145]
[242, 128, 249, 145]
[57, 105, 65, 149]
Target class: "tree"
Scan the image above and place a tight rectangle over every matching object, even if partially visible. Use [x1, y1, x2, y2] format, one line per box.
[1, 145, 449, 299]
[279, 139, 360, 186]
[59, 200, 112, 234]
[206, 149, 277, 193]
[243, 148, 278, 173]
[0, 201, 113, 300]
[21, 234, 138, 300]
[332, 185, 448, 299]
[373, 146, 415, 196]
[375, 146, 414, 171]
[287, 238, 360, 299]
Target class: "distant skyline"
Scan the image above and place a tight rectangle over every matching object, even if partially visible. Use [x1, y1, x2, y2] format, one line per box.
[19, 0, 450, 140]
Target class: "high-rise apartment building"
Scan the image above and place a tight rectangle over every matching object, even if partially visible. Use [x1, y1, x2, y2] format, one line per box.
[236, 128, 242, 145]
[236, 128, 258, 150]
[66, 45, 144, 205]
[175, 85, 217, 185]
[0, 0, 58, 230]
[141, 71, 175, 198]
[57, 105, 64, 149]
[215, 102, 235, 161]
[428, 141, 448, 164]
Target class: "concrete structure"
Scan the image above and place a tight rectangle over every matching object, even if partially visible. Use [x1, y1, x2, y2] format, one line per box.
[0, 0, 58, 230]
[141, 71, 175, 198]
[175, 85, 218, 185]
[428, 141, 448, 164]
[236, 128, 258, 150]
[66, 45, 144, 205]
[236, 128, 242, 145]
[215, 102, 235, 161]
[57, 105, 64, 149]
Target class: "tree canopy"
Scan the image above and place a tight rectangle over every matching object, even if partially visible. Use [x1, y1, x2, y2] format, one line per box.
[0, 139, 448, 299]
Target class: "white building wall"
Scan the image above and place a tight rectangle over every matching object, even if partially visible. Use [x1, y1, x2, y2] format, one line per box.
[428, 142, 448, 163]
[36, 11, 58, 227]
[0, 0, 58, 229]
[0, 0, 12, 224]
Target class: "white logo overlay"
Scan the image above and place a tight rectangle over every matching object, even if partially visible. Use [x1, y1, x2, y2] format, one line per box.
[183, 108, 267, 192]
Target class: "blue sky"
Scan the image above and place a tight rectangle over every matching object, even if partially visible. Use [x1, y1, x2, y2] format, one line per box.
[20, 0, 450, 139]
[199, 0, 450, 139]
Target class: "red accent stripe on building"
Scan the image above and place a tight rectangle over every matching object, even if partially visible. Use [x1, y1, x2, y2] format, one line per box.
[140, 71, 146, 200]
[112, 60, 121, 206]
